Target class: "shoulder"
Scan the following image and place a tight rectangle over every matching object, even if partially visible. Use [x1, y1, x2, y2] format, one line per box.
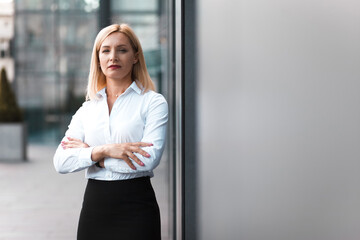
[141, 91, 168, 115]
[142, 90, 167, 105]
[81, 97, 104, 108]
[72, 99, 97, 117]
[77, 100, 91, 112]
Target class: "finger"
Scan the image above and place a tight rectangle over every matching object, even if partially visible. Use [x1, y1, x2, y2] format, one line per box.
[61, 140, 73, 145]
[128, 152, 144, 166]
[61, 142, 76, 149]
[123, 157, 136, 170]
[129, 146, 151, 158]
[63, 142, 82, 149]
[62, 141, 74, 147]
[62, 141, 88, 150]
[67, 137, 81, 142]
[61, 141, 69, 149]
[70, 141, 88, 148]
[132, 142, 153, 147]
[63, 143, 75, 149]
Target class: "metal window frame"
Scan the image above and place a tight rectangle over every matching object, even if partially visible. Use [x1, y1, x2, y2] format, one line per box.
[175, 0, 183, 238]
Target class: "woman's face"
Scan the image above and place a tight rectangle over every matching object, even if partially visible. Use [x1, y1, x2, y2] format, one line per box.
[99, 32, 138, 82]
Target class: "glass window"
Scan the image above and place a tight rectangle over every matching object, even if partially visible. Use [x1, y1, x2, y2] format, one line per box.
[58, 0, 99, 11]
[15, 14, 57, 71]
[14, 0, 99, 144]
[16, 0, 54, 11]
[111, 0, 158, 11]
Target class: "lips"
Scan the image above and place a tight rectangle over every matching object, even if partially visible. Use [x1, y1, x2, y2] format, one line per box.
[108, 65, 121, 69]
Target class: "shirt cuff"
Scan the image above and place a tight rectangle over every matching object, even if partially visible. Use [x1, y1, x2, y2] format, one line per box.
[78, 147, 96, 168]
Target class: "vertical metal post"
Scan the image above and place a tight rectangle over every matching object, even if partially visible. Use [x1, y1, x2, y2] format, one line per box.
[175, 0, 183, 239]
[99, 0, 111, 29]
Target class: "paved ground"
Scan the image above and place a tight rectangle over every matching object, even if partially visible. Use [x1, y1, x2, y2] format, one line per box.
[0, 144, 170, 240]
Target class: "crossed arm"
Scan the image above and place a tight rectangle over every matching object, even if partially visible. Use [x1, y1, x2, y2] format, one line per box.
[61, 137, 152, 170]
[53, 94, 168, 174]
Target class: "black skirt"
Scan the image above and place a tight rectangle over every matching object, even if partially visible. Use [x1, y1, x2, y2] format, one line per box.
[77, 177, 161, 240]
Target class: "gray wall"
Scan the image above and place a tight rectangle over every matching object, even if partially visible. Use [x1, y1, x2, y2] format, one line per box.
[197, 0, 360, 239]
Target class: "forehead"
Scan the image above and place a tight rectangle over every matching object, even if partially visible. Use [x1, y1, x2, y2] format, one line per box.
[101, 32, 131, 47]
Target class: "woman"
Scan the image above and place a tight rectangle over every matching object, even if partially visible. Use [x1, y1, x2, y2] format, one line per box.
[53, 24, 168, 240]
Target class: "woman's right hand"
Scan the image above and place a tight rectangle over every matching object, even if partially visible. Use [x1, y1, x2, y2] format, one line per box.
[92, 142, 153, 170]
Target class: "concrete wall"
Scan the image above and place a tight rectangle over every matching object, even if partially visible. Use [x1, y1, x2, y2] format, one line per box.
[197, 0, 360, 239]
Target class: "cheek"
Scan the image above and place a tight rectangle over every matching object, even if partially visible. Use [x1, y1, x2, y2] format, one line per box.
[123, 55, 136, 66]
[125, 59, 134, 67]
[99, 55, 107, 65]
[98, 58, 107, 73]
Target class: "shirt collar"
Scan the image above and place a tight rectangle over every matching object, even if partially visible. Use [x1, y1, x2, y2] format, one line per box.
[129, 80, 143, 95]
[96, 88, 106, 98]
[96, 80, 143, 98]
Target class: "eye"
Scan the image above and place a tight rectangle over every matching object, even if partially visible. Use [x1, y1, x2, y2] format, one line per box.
[118, 49, 127, 53]
[102, 49, 110, 53]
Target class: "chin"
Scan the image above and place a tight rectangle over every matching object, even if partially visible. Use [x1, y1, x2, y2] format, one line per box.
[106, 73, 131, 81]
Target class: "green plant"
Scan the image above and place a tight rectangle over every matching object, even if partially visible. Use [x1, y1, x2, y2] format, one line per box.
[0, 68, 23, 122]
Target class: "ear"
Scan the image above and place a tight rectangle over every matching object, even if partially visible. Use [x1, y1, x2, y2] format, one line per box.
[133, 52, 139, 64]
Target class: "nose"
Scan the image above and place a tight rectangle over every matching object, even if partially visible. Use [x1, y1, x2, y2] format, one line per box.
[110, 50, 118, 62]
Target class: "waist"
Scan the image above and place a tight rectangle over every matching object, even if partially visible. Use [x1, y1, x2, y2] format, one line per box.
[88, 176, 151, 185]
[85, 168, 154, 180]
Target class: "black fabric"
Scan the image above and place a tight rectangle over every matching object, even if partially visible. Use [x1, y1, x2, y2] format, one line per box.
[77, 177, 161, 240]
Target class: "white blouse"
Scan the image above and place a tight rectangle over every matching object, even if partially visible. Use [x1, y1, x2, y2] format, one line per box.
[53, 81, 168, 180]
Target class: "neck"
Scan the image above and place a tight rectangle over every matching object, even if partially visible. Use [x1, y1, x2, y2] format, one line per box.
[106, 77, 133, 97]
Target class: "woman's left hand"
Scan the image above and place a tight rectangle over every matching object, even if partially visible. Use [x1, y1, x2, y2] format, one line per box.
[61, 137, 89, 149]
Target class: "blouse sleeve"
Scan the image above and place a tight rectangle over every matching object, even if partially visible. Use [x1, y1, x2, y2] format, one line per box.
[104, 94, 168, 173]
[53, 103, 95, 174]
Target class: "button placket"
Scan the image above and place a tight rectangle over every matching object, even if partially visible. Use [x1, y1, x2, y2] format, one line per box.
[102, 98, 112, 144]
[109, 96, 124, 139]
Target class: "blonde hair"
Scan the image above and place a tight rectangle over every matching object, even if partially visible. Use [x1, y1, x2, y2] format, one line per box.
[86, 24, 155, 100]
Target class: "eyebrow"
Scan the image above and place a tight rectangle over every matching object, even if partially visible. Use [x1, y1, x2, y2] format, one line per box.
[101, 44, 128, 48]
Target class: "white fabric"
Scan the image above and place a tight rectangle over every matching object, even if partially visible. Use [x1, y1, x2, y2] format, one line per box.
[53, 81, 168, 180]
